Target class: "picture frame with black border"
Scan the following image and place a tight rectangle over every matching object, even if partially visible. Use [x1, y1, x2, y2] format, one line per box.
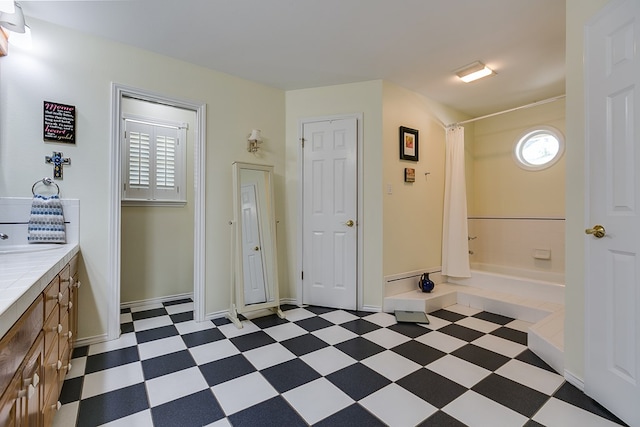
[399, 126, 418, 161]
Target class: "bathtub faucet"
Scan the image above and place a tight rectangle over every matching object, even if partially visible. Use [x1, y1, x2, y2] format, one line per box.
[0, 233, 8, 240]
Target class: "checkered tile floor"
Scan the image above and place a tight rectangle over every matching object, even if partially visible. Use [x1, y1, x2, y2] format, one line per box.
[52, 299, 627, 426]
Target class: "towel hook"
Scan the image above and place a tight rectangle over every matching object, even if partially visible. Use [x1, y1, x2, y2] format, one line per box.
[32, 177, 60, 196]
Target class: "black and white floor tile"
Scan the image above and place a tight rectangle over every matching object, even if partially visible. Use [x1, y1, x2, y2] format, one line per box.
[52, 300, 627, 426]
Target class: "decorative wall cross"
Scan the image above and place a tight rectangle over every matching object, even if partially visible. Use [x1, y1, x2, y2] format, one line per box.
[45, 152, 71, 179]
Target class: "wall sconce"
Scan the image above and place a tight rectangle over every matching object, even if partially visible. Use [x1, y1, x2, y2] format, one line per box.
[0, 2, 32, 51]
[455, 61, 495, 83]
[247, 129, 262, 153]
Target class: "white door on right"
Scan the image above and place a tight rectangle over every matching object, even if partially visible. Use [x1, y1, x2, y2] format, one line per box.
[585, 0, 640, 425]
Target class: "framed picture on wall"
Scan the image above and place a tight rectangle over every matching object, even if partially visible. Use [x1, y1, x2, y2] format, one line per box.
[404, 168, 416, 182]
[399, 126, 419, 161]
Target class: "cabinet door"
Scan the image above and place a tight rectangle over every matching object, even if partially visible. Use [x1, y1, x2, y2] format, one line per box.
[21, 334, 44, 427]
[0, 373, 19, 427]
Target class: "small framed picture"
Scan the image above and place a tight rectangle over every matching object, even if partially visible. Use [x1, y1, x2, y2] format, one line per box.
[399, 126, 419, 161]
[404, 168, 415, 182]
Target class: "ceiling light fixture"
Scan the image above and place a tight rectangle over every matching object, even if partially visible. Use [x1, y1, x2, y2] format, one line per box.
[0, 2, 24, 33]
[0, 2, 31, 50]
[0, 0, 14, 14]
[455, 61, 495, 83]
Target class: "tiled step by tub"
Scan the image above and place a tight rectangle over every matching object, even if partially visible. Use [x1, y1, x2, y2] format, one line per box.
[383, 283, 565, 375]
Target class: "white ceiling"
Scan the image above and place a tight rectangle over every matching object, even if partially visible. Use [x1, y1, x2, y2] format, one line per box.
[19, 0, 566, 118]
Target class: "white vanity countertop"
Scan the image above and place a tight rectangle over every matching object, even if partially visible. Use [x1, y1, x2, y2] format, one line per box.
[0, 243, 79, 338]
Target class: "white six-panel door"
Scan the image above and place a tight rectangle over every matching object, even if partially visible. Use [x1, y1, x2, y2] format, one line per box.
[302, 118, 358, 309]
[585, 0, 640, 425]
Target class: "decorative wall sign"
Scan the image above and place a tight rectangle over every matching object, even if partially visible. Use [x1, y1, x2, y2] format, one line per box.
[404, 168, 416, 182]
[399, 126, 419, 161]
[45, 152, 71, 179]
[43, 101, 76, 143]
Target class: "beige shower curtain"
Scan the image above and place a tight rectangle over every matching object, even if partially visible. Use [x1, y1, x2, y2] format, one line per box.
[442, 125, 471, 277]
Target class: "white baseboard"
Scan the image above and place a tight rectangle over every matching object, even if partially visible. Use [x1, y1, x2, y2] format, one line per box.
[361, 305, 381, 313]
[120, 292, 194, 310]
[205, 309, 230, 321]
[75, 333, 108, 348]
[564, 369, 585, 391]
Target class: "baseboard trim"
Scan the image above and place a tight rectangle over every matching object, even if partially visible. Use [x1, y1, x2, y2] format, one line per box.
[361, 305, 381, 313]
[564, 369, 584, 391]
[120, 292, 194, 310]
[75, 333, 109, 348]
[205, 309, 230, 321]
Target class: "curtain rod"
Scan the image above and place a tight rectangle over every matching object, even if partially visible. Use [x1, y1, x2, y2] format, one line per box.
[449, 94, 566, 127]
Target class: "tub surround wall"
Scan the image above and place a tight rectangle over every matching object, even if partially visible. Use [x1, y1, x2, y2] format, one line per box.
[467, 217, 565, 281]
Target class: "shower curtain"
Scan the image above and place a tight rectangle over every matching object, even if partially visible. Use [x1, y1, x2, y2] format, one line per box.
[442, 125, 471, 277]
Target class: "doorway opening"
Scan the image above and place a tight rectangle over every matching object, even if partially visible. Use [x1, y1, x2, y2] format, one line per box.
[108, 83, 206, 341]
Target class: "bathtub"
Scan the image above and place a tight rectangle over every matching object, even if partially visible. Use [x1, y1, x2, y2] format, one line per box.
[447, 263, 565, 305]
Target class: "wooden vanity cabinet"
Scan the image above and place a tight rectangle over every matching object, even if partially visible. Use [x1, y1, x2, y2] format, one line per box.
[0, 253, 79, 427]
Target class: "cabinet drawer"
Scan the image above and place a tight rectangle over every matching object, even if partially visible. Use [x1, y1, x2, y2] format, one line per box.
[59, 286, 70, 315]
[0, 295, 44, 395]
[43, 308, 60, 352]
[43, 276, 60, 320]
[69, 254, 79, 278]
[59, 265, 71, 294]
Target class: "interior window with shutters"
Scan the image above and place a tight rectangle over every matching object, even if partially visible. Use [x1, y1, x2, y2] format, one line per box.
[122, 118, 186, 205]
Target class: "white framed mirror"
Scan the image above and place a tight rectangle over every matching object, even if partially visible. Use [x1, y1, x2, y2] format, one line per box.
[228, 162, 284, 327]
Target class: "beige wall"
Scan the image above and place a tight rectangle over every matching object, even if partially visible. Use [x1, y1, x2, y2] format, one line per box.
[470, 100, 566, 218]
[120, 99, 196, 303]
[381, 83, 466, 276]
[565, 0, 610, 382]
[0, 18, 285, 341]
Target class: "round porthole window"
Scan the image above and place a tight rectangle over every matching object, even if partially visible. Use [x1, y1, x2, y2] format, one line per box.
[513, 126, 564, 171]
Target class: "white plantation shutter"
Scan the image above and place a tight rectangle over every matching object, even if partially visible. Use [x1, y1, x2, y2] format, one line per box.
[123, 118, 185, 204]
[129, 128, 151, 187]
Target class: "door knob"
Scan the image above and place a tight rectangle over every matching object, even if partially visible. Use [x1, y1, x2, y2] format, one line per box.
[585, 224, 606, 238]
[254, 246, 260, 251]
[345, 220, 354, 227]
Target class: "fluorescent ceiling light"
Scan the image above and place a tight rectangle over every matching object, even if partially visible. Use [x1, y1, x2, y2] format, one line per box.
[455, 61, 495, 83]
[0, 1, 14, 14]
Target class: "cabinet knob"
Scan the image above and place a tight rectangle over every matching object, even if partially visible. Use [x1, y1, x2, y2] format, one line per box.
[51, 401, 61, 411]
[57, 324, 63, 334]
[74, 280, 81, 289]
[24, 373, 40, 388]
[53, 360, 62, 371]
[57, 292, 63, 302]
[18, 384, 36, 399]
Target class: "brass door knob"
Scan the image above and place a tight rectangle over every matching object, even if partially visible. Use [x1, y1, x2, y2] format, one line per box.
[345, 220, 355, 227]
[585, 224, 606, 238]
